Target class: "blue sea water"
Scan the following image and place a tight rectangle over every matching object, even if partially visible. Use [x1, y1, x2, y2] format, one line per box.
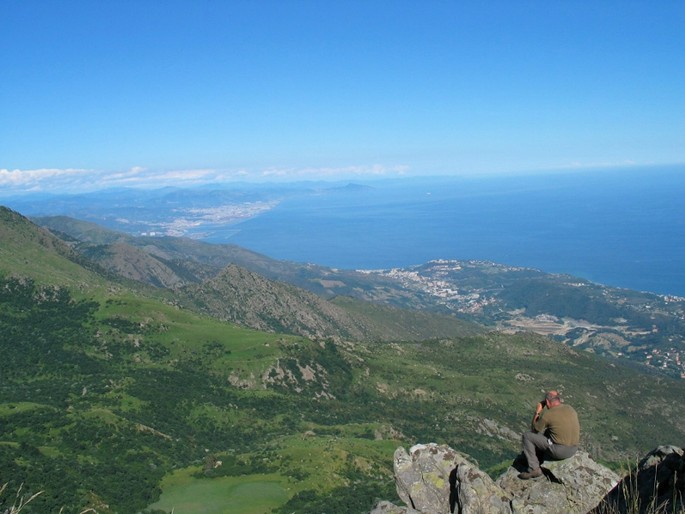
[213, 166, 685, 297]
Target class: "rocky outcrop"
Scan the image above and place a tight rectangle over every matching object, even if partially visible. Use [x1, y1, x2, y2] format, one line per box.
[497, 451, 619, 513]
[590, 445, 685, 514]
[390, 444, 512, 514]
[372, 443, 620, 514]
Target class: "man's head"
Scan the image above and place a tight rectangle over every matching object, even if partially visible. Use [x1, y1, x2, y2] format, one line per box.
[544, 390, 562, 407]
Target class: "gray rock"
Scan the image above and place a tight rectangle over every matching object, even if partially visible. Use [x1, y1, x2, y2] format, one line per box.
[496, 451, 620, 513]
[392, 443, 512, 514]
[454, 460, 513, 513]
[393, 443, 461, 514]
[382, 443, 622, 514]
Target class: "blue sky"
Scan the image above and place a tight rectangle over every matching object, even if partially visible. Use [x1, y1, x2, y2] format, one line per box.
[1, 0, 684, 191]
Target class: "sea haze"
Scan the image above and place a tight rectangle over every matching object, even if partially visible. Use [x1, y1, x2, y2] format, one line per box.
[219, 166, 685, 297]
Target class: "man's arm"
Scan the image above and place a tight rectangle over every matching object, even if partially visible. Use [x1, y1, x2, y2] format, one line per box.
[531, 401, 545, 432]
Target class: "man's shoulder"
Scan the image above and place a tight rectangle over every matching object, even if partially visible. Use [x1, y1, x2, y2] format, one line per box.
[549, 403, 577, 414]
[556, 404, 578, 416]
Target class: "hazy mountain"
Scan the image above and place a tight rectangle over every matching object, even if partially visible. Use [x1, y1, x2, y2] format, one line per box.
[11, 182, 359, 240]
[35, 213, 409, 297]
[35, 213, 480, 342]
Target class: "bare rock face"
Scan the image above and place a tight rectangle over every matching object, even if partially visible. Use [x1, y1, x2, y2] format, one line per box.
[591, 445, 685, 514]
[392, 443, 461, 514]
[453, 459, 513, 513]
[497, 451, 620, 513]
[391, 443, 512, 514]
[374, 443, 620, 514]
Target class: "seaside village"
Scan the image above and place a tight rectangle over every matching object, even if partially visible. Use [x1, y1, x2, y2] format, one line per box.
[366, 260, 685, 380]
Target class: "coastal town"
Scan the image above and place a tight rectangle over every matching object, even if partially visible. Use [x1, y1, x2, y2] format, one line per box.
[138, 201, 279, 238]
[361, 259, 685, 379]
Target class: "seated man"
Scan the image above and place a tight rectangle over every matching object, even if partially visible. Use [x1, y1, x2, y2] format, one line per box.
[519, 390, 580, 479]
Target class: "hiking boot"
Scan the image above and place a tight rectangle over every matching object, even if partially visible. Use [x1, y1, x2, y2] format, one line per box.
[518, 468, 542, 480]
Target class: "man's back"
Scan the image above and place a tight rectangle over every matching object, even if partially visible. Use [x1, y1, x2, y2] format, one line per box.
[533, 403, 580, 446]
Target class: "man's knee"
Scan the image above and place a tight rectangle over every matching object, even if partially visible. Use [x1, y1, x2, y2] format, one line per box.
[522, 431, 535, 446]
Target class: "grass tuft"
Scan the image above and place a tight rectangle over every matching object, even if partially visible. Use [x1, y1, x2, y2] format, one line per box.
[594, 459, 685, 514]
[0, 483, 43, 513]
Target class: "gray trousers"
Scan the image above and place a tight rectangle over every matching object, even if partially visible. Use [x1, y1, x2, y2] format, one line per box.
[522, 431, 577, 470]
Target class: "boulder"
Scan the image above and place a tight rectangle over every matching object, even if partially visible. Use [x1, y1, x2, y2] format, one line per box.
[392, 443, 462, 514]
[391, 443, 512, 513]
[497, 451, 620, 513]
[453, 459, 513, 513]
[591, 445, 685, 514]
[377, 443, 621, 514]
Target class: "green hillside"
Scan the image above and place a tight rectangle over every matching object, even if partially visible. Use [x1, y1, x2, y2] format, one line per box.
[2, 206, 685, 513]
[178, 264, 480, 342]
[34, 214, 685, 380]
[0, 207, 109, 290]
[34, 212, 481, 342]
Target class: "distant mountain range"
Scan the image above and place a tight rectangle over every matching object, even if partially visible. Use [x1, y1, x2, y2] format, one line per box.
[3, 181, 334, 239]
[2, 205, 685, 513]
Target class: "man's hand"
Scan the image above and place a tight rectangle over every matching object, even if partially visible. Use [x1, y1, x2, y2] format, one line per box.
[531, 401, 545, 430]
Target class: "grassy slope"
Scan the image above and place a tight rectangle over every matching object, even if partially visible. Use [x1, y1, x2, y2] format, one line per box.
[149, 469, 291, 514]
[332, 295, 481, 340]
[3, 285, 684, 513]
[0, 207, 108, 291]
[145, 331, 685, 514]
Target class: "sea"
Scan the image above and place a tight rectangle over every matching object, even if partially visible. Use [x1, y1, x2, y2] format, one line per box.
[215, 165, 685, 297]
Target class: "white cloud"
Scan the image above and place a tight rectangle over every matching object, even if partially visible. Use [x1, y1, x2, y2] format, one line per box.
[0, 167, 91, 188]
[0, 168, 93, 191]
[98, 166, 151, 185]
[0, 163, 411, 194]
